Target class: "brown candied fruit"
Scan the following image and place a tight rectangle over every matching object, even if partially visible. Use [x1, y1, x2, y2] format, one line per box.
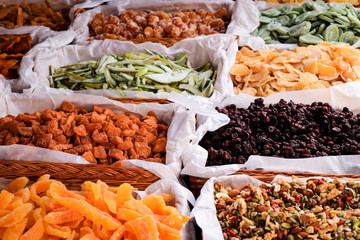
[103, 24, 117, 34]
[135, 15, 147, 27]
[196, 9, 206, 18]
[153, 26, 164, 38]
[172, 17, 182, 27]
[107, 15, 120, 25]
[210, 18, 224, 28]
[148, 15, 160, 28]
[170, 26, 181, 38]
[215, 8, 227, 18]
[144, 26, 154, 38]
[126, 20, 140, 32]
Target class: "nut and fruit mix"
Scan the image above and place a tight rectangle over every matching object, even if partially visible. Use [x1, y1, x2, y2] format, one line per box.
[252, 1, 360, 45]
[0, 1, 71, 31]
[0, 101, 168, 165]
[231, 42, 360, 97]
[214, 177, 360, 240]
[49, 51, 216, 97]
[89, 8, 229, 41]
[0, 175, 188, 239]
[0, 34, 32, 79]
[200, 98, 360, 166]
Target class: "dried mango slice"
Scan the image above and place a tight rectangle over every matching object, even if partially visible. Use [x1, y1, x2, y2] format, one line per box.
[44, 210, 84, 224]
[2, 217, 28, 240]
[117, 208, 142, 221]
[19, 218, 44, 240]
[14, 188, 30, 204]
[162, 214, 184, 230]
[49, 183, 122, 231]
[116, 183, 134, 209]
[156, 221, 181, 240]
[141, 195, 166, 215]
[109, 225, 125, 240]
[103, 190, 117, 214]
[5, 177, 29, 193]
[45, 222, 72, 238]
[124, 199, 153, 216]
[30, 180, 58, 206]
[0, 191, 14, 210]
[0, 203, 32, 227]
[124, 215, 159, 240]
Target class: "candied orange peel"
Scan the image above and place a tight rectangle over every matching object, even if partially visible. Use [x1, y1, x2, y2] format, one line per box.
[0, 176, 188, 239]
[231, 42, 360, 97]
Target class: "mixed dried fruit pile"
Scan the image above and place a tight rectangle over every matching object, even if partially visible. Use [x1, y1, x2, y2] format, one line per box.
[0, 34, 32, 79]
[214, 177, 360, 240]
[0, 2, 71, 30]
[0, 175, 188, 239]
[89, 8, 229, 40]
[252, 1, 360, 45]
[230, 42, 360, 97]
[201, 98, 360, 166]
[49, 51, 216, 97]
[0, 101, 168, 165]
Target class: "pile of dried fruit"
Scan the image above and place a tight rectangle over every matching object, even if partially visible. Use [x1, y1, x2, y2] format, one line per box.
[0, 1, 71, 30]
[0, 101, 168, 165]
[231, 43, 360, 97]
[0, 34, 32, 79]
[214, 177, 360, 240]
[89, 8, 229, 40]
[49, 51, 216, 97]
[252, 1, 360, 45]
[200, 98, 360, 166]
[258, 0, 360, 6]
[0, 175, 188, 239]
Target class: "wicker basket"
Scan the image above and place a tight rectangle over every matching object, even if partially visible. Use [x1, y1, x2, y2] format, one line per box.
[127, 38, 185, 47]
[188, 169, 360, 197]
[0, 98, 173, 189]
[0, 160, 159, 190]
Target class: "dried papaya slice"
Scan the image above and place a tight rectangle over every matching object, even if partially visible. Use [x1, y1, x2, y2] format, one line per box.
[116, 183, 134, 209]
[109, 225, 125, 240]
[156, 221, 181, 240]
[2, 217, 28, 240]
[44, 210, 83, 225]
[141, 195, 166, 215]
[5, 177, 29, 193]
[103, 190, 117, 214]
[80, 233, 101, 240]
[117, 208, 142, 221]
[19, 218, 44, 240]
[30, 180, 58, 206]
[49, 183, 121, 231]
[0, 203, 32, 227]
[0, 190, 14, 210]
[162, 214, 183, 230]
[45, 222, 71, 238]
[124, 199, 153, 216]
[124, 215, 159, 240]
[14, 188, 30, 204]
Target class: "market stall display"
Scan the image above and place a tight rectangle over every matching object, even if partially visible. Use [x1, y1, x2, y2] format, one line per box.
[4, 0, 360, 239]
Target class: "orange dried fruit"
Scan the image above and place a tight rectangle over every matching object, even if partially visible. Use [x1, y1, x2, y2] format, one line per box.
[19, 218, 44, 240]
[157, 221, 181, 240]
[117, 208, 142, 221]
[124, 215, 159, 240]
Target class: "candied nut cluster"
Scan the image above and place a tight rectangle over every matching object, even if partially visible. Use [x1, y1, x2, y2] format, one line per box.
[0, 2, 71, 30]
[200, 98, 360, 166]
[215, 177, 360, 240]
[0, 102, 168, 165]
[89, 8, 229, 40]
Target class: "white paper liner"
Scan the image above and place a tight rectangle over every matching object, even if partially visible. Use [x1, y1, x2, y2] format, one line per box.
[0, 92, 192, 178]
[237, 0, 360, 50]
[171, 82, 360, 178]
[0, 176, 195, 240]
[71, 0, 243, 44]
[144, 179, 196, 240]
[19, 34, 237, 104]
[193, 174, 360, 240]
